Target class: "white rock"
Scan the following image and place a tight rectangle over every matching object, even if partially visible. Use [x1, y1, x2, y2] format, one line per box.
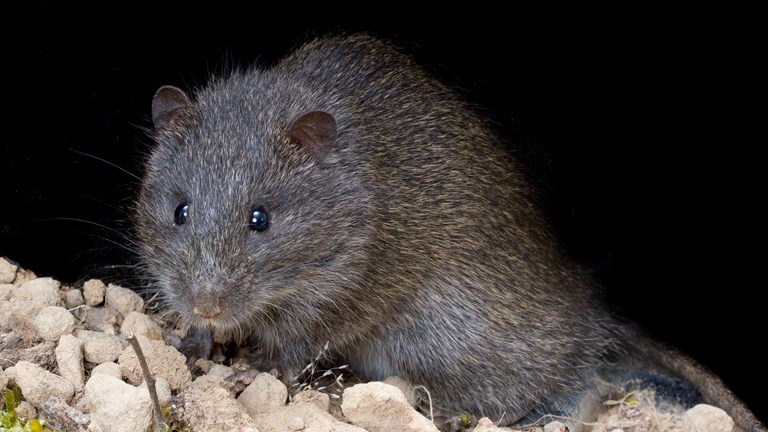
[543, 422, 569, 432]
[13, 361, 75, 405]
[139, 376, 172, 405]
[0, 257, 17, 283]
[56, 334, 85, 390]
[0, 300, 12, 331]
[182, 375, 260, 431]
[64, 288, 85, 309]
[120, 311, 163, 340]
[83, 373, 153, 432]
[473, 417, 517, 431]
[292, 389, 330, 413]
[105, 283, 144, 318]
[76, 329, 125, 364]
[258, 402, 366, 432]
[83, 279, 106, 306]
[342, 381, 439, 432]
[384, 375, 417, 406]
[81, 306, 119, 329]
[287, 416, 306, 430]
[91, 361, 122, 379]
[13, 277, 61, 301]
[97, 323, 118, 335]
[118, 334, 191, 390]
[683, 404, 734, 432]
[12, 277, 61, 315]
[208, 363, 235, 379]
[12, 268, 37, 285]
[238, 372, 289, 416]
[0, 284, 13, 300]
[32, 305, 75, 341]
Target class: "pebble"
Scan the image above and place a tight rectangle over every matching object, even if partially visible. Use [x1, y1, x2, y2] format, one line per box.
[139, 376, 172, 405]
[683, 404, 734, 432]
[0, 284, 13, 300]
[118, 334, 191, 390]
[288, 416, 306, 430]
[0, 300, 12, 331]
[13, 361, 75, 405]
[82, 279, 106, 306]
[238, 372, 289, 415]
[105, 283, 144, 318]
[341, 381, 440, 432]
[207, 363, 235, 379]
[543, 422, 569, 432]
[383, 375, 417, 406]
[292, 389, 331, 413]
[12, 277, 61, 315]
[91, 361, 122, 379]
[83, 373, 153, 432]
[76, 329, 125, 364]
[55, 334, 85, 390]
[32, 305, 75, 341]
[120, 310, 163, 340]
[182, 375, 260, 431]
[0, 257, 17, 284]
[64, 288, 85, 309]
[472, 417, 516, 431]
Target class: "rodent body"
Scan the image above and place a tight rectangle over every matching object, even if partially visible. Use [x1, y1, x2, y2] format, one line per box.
[136, 34, 764, 430]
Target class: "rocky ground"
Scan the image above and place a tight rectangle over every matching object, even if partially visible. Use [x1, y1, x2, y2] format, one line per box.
[0, 257, 736, 432]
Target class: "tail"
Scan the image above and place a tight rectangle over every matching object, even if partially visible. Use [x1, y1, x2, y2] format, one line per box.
[620, 323, 766, 432]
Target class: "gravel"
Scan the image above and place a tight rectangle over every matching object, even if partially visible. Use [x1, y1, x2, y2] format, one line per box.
[0, 257, 739, 432]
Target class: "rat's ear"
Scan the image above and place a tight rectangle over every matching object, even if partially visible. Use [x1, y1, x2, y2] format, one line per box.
[288, 111, 337, 163]
[152, 86, 193, 131]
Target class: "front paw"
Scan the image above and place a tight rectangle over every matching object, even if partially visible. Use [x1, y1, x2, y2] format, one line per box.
[172, 326, 213, 367]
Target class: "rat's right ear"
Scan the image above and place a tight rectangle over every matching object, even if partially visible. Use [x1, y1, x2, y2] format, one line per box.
[288, 110, 338, 163]
[152, 86, 193, 131]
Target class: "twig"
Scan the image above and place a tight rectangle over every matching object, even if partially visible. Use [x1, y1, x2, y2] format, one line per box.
[127, 335, 166, 432]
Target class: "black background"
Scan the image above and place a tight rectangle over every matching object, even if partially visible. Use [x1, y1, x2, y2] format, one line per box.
[1, 4, 763, 424]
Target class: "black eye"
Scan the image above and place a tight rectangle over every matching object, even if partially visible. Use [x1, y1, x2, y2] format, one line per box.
[174, 203, 189, 225]
[249, 207, 269, 232]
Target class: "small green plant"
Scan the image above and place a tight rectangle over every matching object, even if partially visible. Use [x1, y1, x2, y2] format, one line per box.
[0, 385, 52, 432]
[458, 411, 474, 426]
[604, 388, 640, 407]
[161, 403, 188, 432]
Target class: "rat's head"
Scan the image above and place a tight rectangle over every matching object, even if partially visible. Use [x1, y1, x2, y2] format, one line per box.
[135, 77, 371, 339]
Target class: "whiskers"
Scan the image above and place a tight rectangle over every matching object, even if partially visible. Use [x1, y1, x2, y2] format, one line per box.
[68, 148, 143, 182]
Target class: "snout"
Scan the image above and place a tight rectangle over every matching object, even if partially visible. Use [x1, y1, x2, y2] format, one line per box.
[191, 289, 223, 320]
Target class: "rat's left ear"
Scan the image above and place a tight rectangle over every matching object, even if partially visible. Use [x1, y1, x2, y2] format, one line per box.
[288, 110, 337, 163]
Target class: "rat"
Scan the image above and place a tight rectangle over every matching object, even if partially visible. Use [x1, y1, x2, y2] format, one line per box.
[135, 34, 764, 431]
